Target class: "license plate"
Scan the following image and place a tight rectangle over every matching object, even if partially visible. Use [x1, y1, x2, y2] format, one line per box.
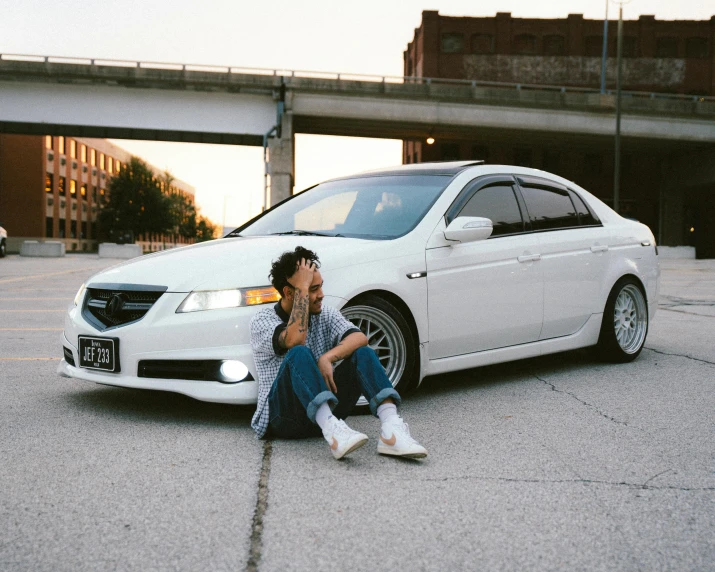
[78, 336, 120, 373]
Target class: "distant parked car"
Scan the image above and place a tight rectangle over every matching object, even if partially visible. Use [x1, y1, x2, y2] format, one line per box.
[0, 222, 7, 257]
[58, 161, 660, 405]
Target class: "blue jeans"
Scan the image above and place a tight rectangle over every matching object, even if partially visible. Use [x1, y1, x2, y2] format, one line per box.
[267, 345, 401, 439]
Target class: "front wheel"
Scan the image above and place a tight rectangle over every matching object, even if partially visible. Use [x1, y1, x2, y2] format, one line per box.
[341, 294, 419, 403]
[595, 277, 649, 363]
[0, 240, 6, 258]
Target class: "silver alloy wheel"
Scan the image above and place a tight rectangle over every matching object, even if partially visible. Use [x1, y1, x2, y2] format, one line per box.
[341, 304, 407, 405]
[613, 284, 648, 354]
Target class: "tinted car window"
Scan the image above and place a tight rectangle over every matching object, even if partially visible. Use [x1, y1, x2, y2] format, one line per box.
[458, 185, 524, 236]
[520, 186, 579, 231]
[570, 192, 600, 225]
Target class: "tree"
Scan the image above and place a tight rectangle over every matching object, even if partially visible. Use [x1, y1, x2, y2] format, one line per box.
[196, 216, 218, 242]
[98, 158, 172, 241]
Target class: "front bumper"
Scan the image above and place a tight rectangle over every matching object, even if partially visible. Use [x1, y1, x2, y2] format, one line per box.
[59, 292, 262, 404]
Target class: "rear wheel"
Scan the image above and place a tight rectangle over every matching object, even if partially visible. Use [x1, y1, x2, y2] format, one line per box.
[341, 294, 419, 404]
[595, 277, 648, 363]
[0, 240, 6, 258]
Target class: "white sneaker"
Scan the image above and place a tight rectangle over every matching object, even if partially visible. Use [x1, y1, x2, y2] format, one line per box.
[377, 418, 428, 459]
[322, 418, 368, 460]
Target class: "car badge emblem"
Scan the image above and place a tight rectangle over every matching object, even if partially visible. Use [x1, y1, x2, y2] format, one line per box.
[105, 294, 125, 317]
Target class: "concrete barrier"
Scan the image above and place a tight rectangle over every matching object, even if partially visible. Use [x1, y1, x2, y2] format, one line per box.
[658, 246, 696, 259]
[20, 240, 66, 257]
[98, 243, 143, 259]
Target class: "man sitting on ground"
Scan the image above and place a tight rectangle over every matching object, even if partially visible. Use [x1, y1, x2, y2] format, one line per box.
[249, 246, 427, 460]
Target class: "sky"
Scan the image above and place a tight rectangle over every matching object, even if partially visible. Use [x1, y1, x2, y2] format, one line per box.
[2, 0, 712, 228]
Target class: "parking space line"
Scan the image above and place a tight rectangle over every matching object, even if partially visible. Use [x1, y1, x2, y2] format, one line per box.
[0, 298, 73, 301]
[0, 328, 63, 331]
[0, 357, 61, 361]
[0, 310, 65, 313]
[0, 267, 100, 284]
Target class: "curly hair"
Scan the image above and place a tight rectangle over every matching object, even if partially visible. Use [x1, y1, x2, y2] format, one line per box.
[269, 246, 321, 296]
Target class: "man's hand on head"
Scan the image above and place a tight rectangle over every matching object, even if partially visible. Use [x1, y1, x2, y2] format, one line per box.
[287, 258, 316, 291]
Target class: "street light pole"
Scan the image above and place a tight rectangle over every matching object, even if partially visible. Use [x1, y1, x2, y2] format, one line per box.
[600, 0, 609, 94]
[613, 1, 627, 214]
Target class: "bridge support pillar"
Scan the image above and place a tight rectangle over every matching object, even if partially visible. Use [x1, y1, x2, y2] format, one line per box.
[267, 112, 294, 207]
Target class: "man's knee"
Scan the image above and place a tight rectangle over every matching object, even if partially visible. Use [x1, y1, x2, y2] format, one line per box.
[285, 345, 313, 361]
[353, 345, 378, 362]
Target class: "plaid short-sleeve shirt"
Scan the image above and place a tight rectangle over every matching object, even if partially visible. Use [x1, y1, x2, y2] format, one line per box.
[249, 302, 360, 438]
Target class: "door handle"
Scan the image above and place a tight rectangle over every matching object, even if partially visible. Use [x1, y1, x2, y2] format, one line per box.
[518, 254, 541, 263]
[590, 245, 609, 253]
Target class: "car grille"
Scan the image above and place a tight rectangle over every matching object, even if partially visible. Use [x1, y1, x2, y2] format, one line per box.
[83, 285, 167, 330]
[63, 347, 75, 367]
[137, 360, 254, 383]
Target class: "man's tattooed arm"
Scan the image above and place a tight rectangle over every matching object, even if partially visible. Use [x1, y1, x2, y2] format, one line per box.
[280, 287, 311, 348]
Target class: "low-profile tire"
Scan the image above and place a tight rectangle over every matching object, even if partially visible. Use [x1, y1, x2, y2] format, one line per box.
[595, 277, 649, 363]
[0, 240, 6, 258]
[341, 294, 419, 403]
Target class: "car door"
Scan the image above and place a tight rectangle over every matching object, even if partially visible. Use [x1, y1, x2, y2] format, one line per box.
[515, 176, 609, 340]
[426, 176, 543, 359]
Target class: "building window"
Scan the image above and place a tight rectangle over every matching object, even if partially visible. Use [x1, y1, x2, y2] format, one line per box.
[46, 217, 54, 238]
[441, 33, 465, 54]
[70, 179, 77, 196]
[71, 220, 77, 239]
[116, 161, 121, 173]
[58, 137, 65, 155]
[45, 174, 54, 193]
[471, 34, 494, 54]
[513, 34, 537, 55]
[90, 148, 96, 166]
[59, 176, 66, 196]
[585, 36, 603, 57]
[99, 153, 105, 170]
[70, 140, 77, 158]
[543, 35, 565, 56]
[686, 37, 709, 59]
[80, 145, 87, 162]
[656, 37, 679, 58]
[92, 186, 97, 202]
[45, 136, 53, 150]
[514, 148, 533, 167]
[80, 184, 87, 199]
[107, 157, 113, 173]
[81, 221, 87, 240]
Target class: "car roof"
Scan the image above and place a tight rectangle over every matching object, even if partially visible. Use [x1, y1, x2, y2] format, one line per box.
[334, 160, 485, 180]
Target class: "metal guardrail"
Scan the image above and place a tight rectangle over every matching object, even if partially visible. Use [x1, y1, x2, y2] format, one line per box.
[1, 52, 712, 103]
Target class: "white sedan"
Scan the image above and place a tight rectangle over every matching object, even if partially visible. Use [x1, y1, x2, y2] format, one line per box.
[58, 161, 660, 403]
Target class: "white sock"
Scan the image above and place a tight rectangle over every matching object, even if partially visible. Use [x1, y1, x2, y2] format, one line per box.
[377, 402, 399, 427]
[315, 402, 334, 431]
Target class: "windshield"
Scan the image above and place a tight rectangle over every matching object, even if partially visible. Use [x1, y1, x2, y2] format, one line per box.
[239, 175, 452, 240]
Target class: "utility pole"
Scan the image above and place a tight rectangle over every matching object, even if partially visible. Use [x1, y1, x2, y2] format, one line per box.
[600, 0, 609, 94]
[613, 0, 629, 214]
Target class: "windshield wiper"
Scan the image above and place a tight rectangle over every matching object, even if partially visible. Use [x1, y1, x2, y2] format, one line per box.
[271, 230, 343, 237]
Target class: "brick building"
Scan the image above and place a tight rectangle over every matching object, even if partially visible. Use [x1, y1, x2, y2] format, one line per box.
[0, 135, 195, 253]
[402, 11, 715, 256]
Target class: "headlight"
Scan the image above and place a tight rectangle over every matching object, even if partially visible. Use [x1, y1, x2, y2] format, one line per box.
[73, 283, 87, 306]
[176, 286, 280, 313]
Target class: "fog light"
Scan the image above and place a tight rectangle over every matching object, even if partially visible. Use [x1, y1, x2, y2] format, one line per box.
[218, 360, 249, 383]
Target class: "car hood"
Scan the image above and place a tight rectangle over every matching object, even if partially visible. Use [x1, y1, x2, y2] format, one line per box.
[88, 235, 406, 292]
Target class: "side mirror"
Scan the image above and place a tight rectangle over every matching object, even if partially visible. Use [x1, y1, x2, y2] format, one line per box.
[444, 216, 493, 243]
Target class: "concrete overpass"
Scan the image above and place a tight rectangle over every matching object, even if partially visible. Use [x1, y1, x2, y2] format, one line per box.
[1, 53, 715, 209]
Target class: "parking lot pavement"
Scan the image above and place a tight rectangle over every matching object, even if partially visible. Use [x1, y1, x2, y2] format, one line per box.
[1, 254, 714, 571]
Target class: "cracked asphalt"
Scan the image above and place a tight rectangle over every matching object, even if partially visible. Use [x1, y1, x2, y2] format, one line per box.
[1, 255, 714, 571]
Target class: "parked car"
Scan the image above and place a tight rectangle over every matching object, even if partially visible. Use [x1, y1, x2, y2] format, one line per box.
[58, 161, 659, 404]
[0, 222, 7, 257]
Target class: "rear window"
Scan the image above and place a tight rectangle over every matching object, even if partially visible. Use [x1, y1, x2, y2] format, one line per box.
[521, 186, 579, 231]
